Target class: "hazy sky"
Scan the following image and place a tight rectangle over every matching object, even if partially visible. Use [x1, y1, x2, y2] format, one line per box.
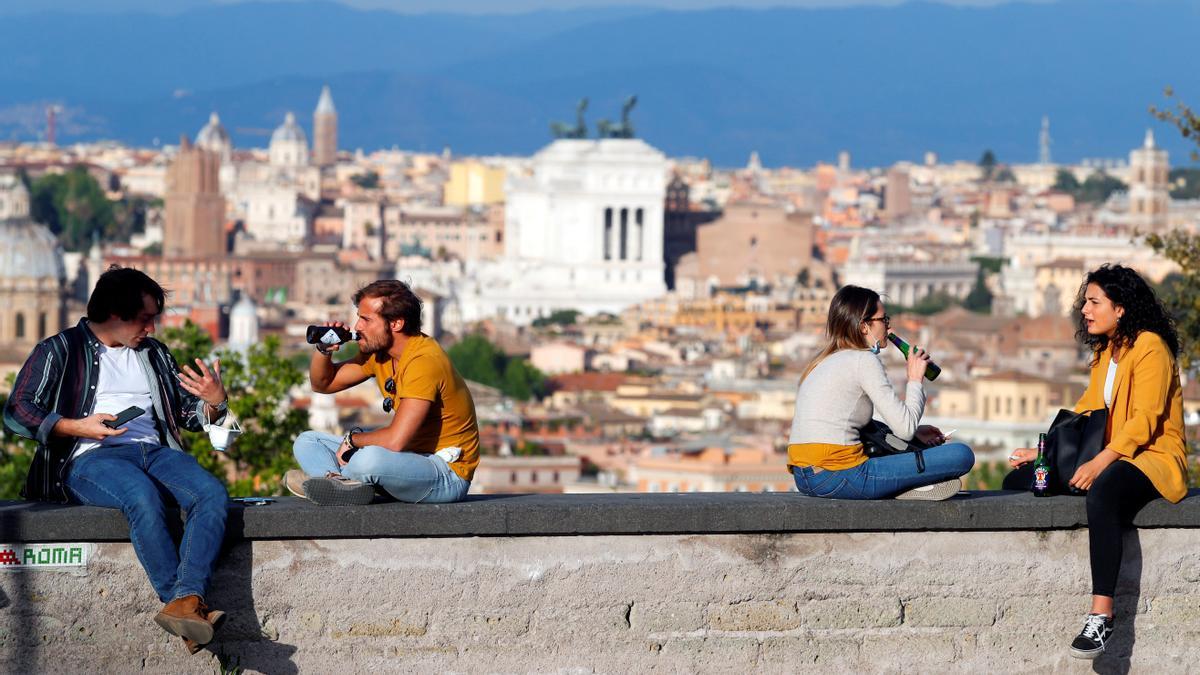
[3, 0, 1053, 15]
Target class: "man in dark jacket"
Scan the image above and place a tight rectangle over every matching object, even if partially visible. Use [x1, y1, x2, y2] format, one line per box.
[3, 266, 230, 654]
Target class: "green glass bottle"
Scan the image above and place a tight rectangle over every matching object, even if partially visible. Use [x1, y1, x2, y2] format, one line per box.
[886, 333, 942, 381]
[1032, 433, 1050, 497]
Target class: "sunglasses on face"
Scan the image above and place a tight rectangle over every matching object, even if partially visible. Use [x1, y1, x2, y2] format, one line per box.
[382, 377, 396, 413]
[864, 315, 891, 327]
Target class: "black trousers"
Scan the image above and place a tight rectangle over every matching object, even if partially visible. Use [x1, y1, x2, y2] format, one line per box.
[1086, 461, 1161, 597]
[1004, 460, 1161, 597]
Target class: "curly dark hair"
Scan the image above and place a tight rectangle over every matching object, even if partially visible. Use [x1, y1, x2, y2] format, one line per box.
[1074, 263, 1179, 364]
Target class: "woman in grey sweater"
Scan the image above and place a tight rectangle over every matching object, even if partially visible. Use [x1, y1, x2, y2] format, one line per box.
[788, 285, 974, 500]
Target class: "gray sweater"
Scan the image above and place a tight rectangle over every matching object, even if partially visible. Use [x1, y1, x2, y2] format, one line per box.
[788, 349, 926, 446]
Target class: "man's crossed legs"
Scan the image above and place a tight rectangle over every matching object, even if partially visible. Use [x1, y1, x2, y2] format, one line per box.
[290, 430, 469, 506]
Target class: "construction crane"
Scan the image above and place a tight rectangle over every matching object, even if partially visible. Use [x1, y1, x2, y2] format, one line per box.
[46, 104, 63, 146]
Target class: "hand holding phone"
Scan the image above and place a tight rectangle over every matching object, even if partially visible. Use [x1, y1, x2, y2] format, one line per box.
[102, 406, 145, 429]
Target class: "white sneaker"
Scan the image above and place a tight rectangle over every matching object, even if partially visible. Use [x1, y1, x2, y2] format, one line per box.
[435, 446, 462, 463]
[895, 478, 962, 501]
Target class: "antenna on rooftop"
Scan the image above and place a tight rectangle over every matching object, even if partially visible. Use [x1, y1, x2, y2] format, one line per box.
[1038, 116, 1052, 165]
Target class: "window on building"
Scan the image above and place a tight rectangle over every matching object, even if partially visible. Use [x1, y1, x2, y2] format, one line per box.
[552, 471, 560, 483]
[38, 313, 46, 339]
[510, 472, 517, 483]
[15, 313, 24, 339]
[530, 472, 538, 483]
[603, 208, 613, 260]
[619, 208, 629, 260]
[635, 208, 644, 261]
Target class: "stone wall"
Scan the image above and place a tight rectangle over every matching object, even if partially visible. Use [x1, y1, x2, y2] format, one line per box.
[4, 528, 1200, 673]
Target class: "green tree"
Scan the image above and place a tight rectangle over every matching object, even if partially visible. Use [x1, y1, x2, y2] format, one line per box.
[160, 322, 308, 496]
[30, 166, 116, 252]
[978, 150, 997, 181]
[447, 334, 503, 389]
[531, 309, 580, 328]
[1053, 169, 1081, 193]
[993, 166, 1016, 183]
[447, 333, 547, 401]
[893, 292, 957, 317]
[502, 358, 547, 402]
[350, 171, 380, 189]
[160, 319, 215, 368]
[1168, 168, 1200, 199]
[963, 269, 994, 315]
[0, 374, 35, 499]
[1076, 172, 1126, 204]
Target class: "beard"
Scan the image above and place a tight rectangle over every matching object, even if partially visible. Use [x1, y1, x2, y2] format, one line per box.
[358, 331, 393, 355]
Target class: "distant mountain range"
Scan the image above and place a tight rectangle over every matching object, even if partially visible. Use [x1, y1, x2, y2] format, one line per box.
[0, 0, 1196, 167]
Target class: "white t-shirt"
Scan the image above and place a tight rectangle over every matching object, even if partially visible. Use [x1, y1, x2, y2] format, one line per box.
[72, 344, 160, 459]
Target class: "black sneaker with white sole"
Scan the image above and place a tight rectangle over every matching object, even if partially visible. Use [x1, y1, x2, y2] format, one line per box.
[302, 472, 376, 506]
[1069, 613, 1113, 659]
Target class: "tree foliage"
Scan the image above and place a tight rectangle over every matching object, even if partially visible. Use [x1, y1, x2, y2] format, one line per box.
[30, 166, 115, 252]
[1169, 168, 1200, 199]
[0, 374, 35, 499]
[1145, 230, 1200, 371]
[531, 309, 580, 328]
[447, 334, 547, 401]
[161, 322, 308, 496]
[350, 171, 380, 189]
[1151, 86, 1200, 162]
[963, 269, 994, 315]
[978, 150, 997, 181]
[1076, 172, 1126, 204]
[1053, 169, 1080, 193]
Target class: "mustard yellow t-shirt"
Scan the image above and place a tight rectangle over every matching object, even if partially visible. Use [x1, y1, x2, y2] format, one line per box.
[361, 335, 480, 481]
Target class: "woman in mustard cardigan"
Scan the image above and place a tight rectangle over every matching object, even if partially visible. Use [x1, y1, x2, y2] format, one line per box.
[1009, 264, 1188, 660]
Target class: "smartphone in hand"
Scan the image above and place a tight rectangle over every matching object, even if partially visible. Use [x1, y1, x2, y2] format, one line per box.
[103, 406, 145, 429]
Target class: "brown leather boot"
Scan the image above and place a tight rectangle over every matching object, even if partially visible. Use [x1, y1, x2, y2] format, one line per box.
[154, 595, 214, 645]
[180, 607, 227, 655]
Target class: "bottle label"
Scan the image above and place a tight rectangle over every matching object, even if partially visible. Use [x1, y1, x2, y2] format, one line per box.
[1033, 466, 1049, 491]
[318, 329, 343, 345]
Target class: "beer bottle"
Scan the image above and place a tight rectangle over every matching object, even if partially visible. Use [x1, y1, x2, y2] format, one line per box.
[886, 333, 942, 381]
[1032, 433, 1050, 497]
[306, 325, 357, 348]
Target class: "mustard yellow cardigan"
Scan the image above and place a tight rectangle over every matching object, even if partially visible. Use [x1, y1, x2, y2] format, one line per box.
[1073, 331, 1190, 503]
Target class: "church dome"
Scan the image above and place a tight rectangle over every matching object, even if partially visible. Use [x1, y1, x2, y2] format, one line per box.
[196, 112, 232, 162]
[0, 173, 62, 281]
[197, 112, 229, 147]
[0, 219, 65, 281]
[271, 112, 307, 146]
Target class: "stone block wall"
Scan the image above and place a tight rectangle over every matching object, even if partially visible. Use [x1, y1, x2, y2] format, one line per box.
[4, 529, 1200, 672]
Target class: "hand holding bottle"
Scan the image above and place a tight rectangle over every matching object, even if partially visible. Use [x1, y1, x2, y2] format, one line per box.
[905, 345, 931, 382]
[307, 321, 356, 354]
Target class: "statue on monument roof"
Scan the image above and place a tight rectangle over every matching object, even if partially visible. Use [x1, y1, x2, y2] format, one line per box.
[597, 95, 638, 139]
[550, 98, 589, 139]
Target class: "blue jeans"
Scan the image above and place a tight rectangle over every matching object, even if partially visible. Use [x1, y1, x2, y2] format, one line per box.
[793, 442, 975, 499]
[64, 443, 228, 603]
[292, 430, 470, 503]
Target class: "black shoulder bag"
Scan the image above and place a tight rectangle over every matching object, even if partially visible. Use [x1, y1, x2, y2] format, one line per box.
[1043, 408, 1108, 495]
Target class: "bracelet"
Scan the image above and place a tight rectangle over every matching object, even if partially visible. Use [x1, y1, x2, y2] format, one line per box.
[207, 399, 228, 412]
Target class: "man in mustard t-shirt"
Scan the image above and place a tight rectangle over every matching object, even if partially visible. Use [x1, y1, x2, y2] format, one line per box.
[287, 280, 479, 506]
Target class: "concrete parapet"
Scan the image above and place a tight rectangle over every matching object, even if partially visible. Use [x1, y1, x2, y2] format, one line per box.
[1, 491, 1199, 672]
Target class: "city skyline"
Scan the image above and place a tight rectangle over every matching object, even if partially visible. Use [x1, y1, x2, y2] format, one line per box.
[0, 0, 1194, 166]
